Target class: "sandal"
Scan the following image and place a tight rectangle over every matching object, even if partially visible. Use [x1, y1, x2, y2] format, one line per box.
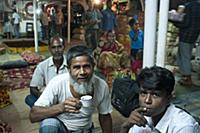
[178, 77, 193, 86]
[0, 121, 12, 133]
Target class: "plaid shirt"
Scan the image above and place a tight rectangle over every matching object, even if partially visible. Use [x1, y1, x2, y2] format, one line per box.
[174, 0, 200, 43]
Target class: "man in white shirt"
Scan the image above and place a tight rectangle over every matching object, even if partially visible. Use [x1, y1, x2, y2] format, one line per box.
[120, 66, 200, 133]
[25, 35, 68, 108]
[12, 9, 20, 38]
[29, 45, 113, 133]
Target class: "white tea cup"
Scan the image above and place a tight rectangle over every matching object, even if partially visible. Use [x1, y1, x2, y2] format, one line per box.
[80, 95, 93, 107]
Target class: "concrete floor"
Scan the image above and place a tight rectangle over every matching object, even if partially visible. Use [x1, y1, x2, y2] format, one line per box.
[0, 39, 200, 132]
[0, 88, 127, 133]
[0, 71, 200, 133]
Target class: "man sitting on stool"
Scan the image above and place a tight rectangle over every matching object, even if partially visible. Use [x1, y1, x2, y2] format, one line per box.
[25, 35, 68, 108]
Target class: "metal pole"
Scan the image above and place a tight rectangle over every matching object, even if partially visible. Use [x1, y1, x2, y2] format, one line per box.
[33, 0, 38, 52]
[143, 0, 158, 67]
[67, 0, 71, 44]
[156, 0, 170, 67]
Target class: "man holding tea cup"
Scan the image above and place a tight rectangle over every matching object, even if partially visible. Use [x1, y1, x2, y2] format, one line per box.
[29, 45, 113, 133]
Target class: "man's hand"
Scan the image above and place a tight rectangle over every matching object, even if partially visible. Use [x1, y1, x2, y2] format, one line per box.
[120, 107, 148, 133]
[62, 97, 82, 113]
[127, 107, 148, 127]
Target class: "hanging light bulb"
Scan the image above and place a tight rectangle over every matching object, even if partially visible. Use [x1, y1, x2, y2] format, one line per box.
[94, 0, 101, 5]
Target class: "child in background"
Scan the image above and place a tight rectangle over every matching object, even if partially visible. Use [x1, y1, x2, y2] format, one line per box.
[131, 49, 143, 75]
[3, 15, 13, 39]
[128, 18, 144, 60]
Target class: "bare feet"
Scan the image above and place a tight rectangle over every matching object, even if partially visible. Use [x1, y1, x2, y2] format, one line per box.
[178, 76, 193, 86]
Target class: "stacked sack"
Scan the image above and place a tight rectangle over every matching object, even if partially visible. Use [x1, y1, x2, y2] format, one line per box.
[165, 22, 179, 65]
[116, 15, 131, 55]
[21, 50, 42, 65]
[0, 70, 12, 109]
[72, 26, 85, 41]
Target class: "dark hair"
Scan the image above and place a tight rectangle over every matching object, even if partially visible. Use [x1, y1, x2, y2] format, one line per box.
[106, 30, 115, 37]
[66, 45, 95, 67]
[129, 18, 136, 27]
[49, 35, 65, 46]
[106, 0, 112, 5]
[86, 0, 92, 4]
[41, 4, 45, 11]
[136, 66, 175, 95]
[13, 9, 17, 12]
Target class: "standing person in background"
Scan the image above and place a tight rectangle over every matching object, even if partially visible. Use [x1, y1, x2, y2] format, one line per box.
[40, 4, 49, 40]
[101, 0, 117, 34]
[29, 45, 113, 133]
[172, 0, 200, 86]
[82, 0, 102, 51]
[126, 0, 144, 16]
[25, 35, 68, 108]
[49, 6, 57, 37]
[55, 7, 64, 36]
[12, 9, 20, 38]
[3, 14, 13, 39]
[128, 18, 144, 60]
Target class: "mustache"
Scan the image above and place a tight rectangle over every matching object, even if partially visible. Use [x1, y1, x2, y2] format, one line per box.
[70, 75, 94, 95]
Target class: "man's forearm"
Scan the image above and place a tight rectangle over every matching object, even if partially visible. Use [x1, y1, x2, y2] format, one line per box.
[30, 87, 41, 98]
[99, 114, 113, 133]
[29, 104, 63, 123]
[120, 121, 132, 133]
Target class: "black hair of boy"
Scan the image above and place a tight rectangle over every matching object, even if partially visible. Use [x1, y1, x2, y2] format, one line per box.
[129, 18, 136, 27]
[136, 66, 175, 95]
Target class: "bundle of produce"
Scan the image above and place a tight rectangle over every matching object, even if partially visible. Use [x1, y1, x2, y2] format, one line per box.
[72, 27, 85, 34]
[191, 57, 200, 74]
[98, 52, 121, 69]
[21, 50, 42, 65]
[0, 70, 12, 109]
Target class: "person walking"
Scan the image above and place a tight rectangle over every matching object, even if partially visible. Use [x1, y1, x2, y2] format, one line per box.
[82, 0, 103, 51]
[101, 0, 117, 34]
[55, 7, 64, 36]
[40, 4, 49, 40]
[12, 9, 21, 38]
[172, 0, 200, 86]
[3, 14, 13, 39]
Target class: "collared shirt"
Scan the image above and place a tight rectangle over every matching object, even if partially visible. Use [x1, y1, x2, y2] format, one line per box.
[82, 9, 103, 30]
[102, 8, 117, 32]
[129, 29, 144, 50]
[174, 0, 200, 43]
[40, 12, 49, 26]
[55, 11, 64, 25]
[30, 56, 68, 91]
[12, 12, 20, 24]
[128, 104, 200, 133]
[34, 73, 112, 131]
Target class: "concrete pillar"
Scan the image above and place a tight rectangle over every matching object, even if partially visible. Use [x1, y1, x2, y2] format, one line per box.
[143, 0, 158, 67]
[156, 0, 170, 67]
